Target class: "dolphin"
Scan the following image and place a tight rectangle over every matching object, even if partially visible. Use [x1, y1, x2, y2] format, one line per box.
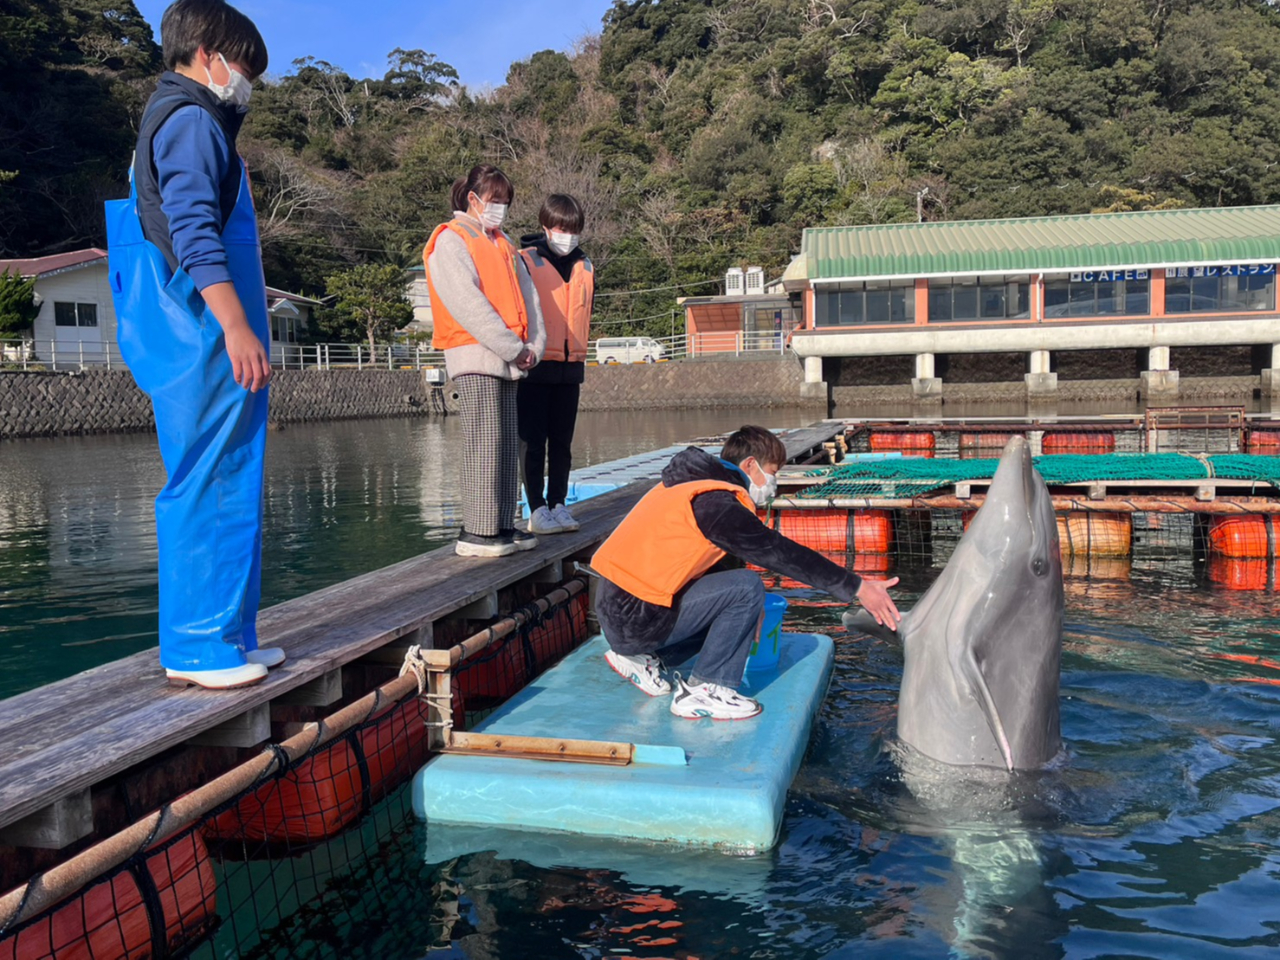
[844, 435, 1063, 771]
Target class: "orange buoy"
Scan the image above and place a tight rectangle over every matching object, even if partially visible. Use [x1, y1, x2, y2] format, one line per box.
[360, 697, 434, 805]
[1058, 513, 1132, 556]
[869, 432, 936, 458]
[205, 740, 363, 845]
[959, 433, 1014, 449]
[1042, 432, 1116, 453]
[775, 509, 893, 553]
[1208, 556, 1277, 590]
[776, 509, 848, 552]
[0, 830, 216, 960]
[1207, 516, 1280, 559]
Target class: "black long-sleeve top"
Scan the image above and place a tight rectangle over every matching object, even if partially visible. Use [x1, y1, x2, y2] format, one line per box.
[595, 447, 860, 653]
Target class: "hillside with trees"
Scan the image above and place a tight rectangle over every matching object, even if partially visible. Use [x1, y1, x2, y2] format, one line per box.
[5, 0, 1280, 339]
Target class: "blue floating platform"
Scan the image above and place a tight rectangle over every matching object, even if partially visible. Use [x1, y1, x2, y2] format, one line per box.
[412, 632, 834, 851]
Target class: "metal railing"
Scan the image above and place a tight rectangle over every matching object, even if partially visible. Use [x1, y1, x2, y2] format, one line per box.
[2, 331, 794, 374]
[0, 338, 124, 371]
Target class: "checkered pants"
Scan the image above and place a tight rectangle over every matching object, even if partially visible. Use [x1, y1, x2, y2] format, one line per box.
[455, 374, 519, 537]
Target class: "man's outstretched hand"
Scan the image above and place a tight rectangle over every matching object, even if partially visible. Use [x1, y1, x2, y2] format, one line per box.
[855, 576, 902, 629]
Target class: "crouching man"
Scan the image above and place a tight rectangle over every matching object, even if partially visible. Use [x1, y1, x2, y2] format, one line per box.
[592, 425, 900, 721]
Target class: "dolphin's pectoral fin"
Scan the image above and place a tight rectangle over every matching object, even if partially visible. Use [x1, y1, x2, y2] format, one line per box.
[842, 607, 901, 643]
[958, 648, 1015, 772]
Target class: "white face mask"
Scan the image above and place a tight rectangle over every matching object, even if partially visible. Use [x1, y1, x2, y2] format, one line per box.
[475, 199, 508, 231]
[547, 231, 580, 256]
[748, 465, 778, 507]
[206, 52, 252, 108]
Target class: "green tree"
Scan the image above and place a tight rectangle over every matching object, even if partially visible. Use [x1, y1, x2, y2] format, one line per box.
[0, 270, 39, 336]
[320, 264, 413, 350]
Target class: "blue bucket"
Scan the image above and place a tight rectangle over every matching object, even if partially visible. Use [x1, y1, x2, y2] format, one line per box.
[746, 594, 788, 673]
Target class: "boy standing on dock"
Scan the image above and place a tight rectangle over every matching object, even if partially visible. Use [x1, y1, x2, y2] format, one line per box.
[105, 0, 283, 690]
[592, 426, 900, 720]
[518, 194, 593, 536]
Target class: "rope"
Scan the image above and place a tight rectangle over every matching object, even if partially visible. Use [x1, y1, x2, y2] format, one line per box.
[399, 644, 430, 696]
[1178, 452, 1216, 478]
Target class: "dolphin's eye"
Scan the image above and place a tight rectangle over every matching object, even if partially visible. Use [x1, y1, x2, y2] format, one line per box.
[1032, 558, 1047, 576]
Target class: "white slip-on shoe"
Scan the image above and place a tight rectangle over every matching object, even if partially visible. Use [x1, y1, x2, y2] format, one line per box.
[670, 676, 762, 720]
[528, 506, 565, 535]
[166, 662, 268, 690]
[246, 647, 286, 668]
[605, 649, 671, 696]
[550, 504, 580, 531]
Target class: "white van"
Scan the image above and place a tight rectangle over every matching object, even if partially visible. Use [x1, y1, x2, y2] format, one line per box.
[593, 337, 665, 364]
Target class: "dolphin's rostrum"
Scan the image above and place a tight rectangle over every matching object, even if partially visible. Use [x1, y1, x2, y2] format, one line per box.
[845, 436, 1064, 771]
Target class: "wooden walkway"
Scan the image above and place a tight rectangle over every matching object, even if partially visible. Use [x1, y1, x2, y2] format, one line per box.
[0, 484, 645, 846]
[0, 425, 843, 851]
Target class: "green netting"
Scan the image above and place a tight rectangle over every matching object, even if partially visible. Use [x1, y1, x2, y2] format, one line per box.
[798, 453, 1280, 500]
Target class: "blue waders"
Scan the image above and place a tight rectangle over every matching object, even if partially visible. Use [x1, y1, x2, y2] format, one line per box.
[105, 164, 269, 672]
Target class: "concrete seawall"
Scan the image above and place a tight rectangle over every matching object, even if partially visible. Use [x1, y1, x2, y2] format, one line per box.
[1, 354, 1269, 440]
[0, 358, 822, 440]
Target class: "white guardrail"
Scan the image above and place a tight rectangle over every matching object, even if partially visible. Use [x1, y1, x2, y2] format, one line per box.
[1, 332, 793, 373]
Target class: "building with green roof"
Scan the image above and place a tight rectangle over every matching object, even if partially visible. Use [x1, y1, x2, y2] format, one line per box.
[783, 205, 1280, 401]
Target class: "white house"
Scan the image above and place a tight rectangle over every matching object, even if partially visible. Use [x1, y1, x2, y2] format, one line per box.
[0, 248, 320, 367]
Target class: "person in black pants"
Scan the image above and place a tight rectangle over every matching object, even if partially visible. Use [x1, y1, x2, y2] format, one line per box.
[518, 195, 595, 534]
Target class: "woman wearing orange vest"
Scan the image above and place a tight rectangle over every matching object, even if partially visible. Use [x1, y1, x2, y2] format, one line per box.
[518, 194, 593, 535]
[424, 165, 545, 557]
[593, 426, 901, 720]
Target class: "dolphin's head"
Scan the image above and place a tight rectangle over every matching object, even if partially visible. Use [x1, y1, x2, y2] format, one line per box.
[891, 436, 1063, 771]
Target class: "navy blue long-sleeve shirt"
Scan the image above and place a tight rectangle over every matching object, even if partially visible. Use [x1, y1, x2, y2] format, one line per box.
[152, 105, 236, 291]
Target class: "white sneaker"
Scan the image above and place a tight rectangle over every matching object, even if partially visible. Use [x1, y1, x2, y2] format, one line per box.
[528, 506, 565, 535]
[551, 503, 580, 531]
[605, 649, 671, 697]
[246, 647, 286, 668]
[670, 676, 762, 720]
[166, 662, 268, 690]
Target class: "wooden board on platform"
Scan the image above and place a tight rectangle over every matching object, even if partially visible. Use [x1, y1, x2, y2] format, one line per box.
[0, 482, 650, 836]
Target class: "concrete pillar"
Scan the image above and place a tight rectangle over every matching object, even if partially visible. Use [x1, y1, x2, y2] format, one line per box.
[912, 352, 942, 402]
[803, 355, 824, 384]
[1262, 343, 1280, 399]
[1025, 348, 1057, 401]
[800, 354, 829, 402]
[1141, 344, 1179, 400]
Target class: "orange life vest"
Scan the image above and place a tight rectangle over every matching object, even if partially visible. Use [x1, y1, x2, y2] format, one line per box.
[424, 219, 529, 350]
[592, 479, 756, 607]
[520, 247, 594, 362]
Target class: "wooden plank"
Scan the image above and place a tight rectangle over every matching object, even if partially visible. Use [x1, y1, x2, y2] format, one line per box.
[445, 731, 633, 766]
[0, 790, 92, 850]
[445, 591, 499, 620]
[0, 482, 649, 833]
[273, 669, 343, 707]
[186, 704, 270, 748]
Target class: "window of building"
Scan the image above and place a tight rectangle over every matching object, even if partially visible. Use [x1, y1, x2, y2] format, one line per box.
[1043, 270, 1149, 318]
[53, 302, 98, 327]
[814, 281, 914, 326]
[1164, 265, 1275, 314]
[928, 276, 1030, 322]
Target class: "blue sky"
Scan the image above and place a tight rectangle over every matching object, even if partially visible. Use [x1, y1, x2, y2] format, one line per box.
[132, 0, 615, 88]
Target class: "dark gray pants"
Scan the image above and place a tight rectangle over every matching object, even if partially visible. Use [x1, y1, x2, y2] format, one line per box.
[601, 569, 764, 689]
[455, 374, 519, 537]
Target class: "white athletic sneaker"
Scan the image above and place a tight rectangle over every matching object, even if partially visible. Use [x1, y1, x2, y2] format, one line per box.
[528, 506, 565, 534]
[166, 662, 268, 690]
[550, 503, 580, 531]
[246, 647, 286, 668]
[605, 649, 671, 697]
[670, 676, 762, 720]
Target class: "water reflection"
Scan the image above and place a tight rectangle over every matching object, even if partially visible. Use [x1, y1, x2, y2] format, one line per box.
[0, 409, 803, 698]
